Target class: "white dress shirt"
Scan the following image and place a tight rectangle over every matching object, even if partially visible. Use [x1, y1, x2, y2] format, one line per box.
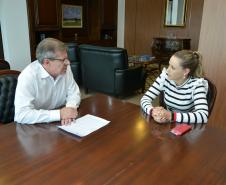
[14, 60, 81, 124]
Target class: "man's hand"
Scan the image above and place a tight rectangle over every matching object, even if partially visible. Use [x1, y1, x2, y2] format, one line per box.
[61, 118, 75, 125]
[60, 107, 78, 125]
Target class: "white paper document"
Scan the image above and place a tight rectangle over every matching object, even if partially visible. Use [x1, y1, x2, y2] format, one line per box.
[58, 114, 110, 137]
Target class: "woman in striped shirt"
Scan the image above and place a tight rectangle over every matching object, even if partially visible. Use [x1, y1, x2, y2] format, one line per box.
[140, 50, 208, 124]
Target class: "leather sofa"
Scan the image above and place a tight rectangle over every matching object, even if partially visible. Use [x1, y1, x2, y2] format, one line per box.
[79, 44, 146, 97]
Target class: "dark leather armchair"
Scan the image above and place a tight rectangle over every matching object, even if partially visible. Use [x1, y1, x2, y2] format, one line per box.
[79, 44, 146, 97]
[66, 42, 81, 85]
[0, 59, 10, 70]
[159, 78, 217, 116]
[0, 70, 20, 124]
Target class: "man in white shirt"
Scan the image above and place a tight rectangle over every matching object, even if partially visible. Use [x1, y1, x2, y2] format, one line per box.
[14, 38, 81, 125]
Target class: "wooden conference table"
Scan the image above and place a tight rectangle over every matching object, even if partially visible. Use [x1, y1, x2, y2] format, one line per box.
[0, 94, 226, 185]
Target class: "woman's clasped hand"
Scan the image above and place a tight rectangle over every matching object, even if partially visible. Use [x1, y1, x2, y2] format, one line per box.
[152, 107, 171, 123]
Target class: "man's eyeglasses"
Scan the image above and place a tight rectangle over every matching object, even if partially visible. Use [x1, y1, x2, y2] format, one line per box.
[46, 58, 70, 65]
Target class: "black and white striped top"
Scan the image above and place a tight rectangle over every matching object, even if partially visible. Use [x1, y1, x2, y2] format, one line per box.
[140, 68, 209, 124]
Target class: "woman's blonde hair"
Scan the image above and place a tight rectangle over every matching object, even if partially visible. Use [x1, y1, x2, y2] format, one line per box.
[174, 50, 204, 78]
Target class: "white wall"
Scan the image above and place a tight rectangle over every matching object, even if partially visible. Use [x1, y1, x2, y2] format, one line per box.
[117, 0, 125, 48]
[0, 0, 31, 71]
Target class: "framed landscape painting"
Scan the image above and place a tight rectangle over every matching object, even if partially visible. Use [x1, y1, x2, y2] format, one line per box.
[62, 4, 83, 28]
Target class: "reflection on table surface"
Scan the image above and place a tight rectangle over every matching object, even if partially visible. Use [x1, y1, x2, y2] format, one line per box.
[0, 94, 225, 185]
[16, 123, 59, 158]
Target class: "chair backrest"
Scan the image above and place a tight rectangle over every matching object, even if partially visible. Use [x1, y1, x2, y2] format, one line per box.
[159, 78, 217, 116]
[79, 44, 128, 94]
[206, 78, 217, 115]
[0, 70, 20, 124]
[65, 42, 81, 84]
[0, 59, 10, 70]
[65, 42, 79, 62]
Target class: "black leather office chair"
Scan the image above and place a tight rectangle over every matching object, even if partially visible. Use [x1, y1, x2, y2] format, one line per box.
[205, 78, 217, 115]
[159, 78, 217, 116]
[0, 59, 10, 70]
[0, 70, 20, 124]
[79, 44, 146, 97]
[66, 42, 81, 85]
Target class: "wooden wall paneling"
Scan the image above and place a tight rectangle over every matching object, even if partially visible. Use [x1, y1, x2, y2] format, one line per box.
[159, 0, 204, 50]
[124, 0, 204, 56]
[124, 0, 163, 56]
[188, 0, 204, 50]
[135, 0, 163, 55]
[159, 0, 190, 42]
[198, 0, 226, 129]
[124, 0, 137, 55]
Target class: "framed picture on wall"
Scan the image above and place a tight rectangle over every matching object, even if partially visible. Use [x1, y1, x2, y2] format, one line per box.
[62, 4, 83, 28]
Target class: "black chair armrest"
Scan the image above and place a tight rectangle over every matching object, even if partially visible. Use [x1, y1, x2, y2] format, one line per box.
[115, 66, 146, 96]
[0, 60, 10, 70]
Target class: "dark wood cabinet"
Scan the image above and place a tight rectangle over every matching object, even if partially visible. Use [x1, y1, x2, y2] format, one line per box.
[87, 0, 117, 46]
[152, 37, 191, 69]
[100, 0, 117, 43]
[34, 0, 60, 30]
[101, 0, 117, 28]
[27, 0, 118, 60]
[27, 0, 61, 60]
[152, 37, 191, 57]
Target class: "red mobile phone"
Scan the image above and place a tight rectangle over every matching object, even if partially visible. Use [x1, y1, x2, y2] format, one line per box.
[170, 124, 192, 136]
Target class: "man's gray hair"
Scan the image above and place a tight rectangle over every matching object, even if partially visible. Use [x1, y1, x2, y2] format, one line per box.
[36, 38, 67, 64]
